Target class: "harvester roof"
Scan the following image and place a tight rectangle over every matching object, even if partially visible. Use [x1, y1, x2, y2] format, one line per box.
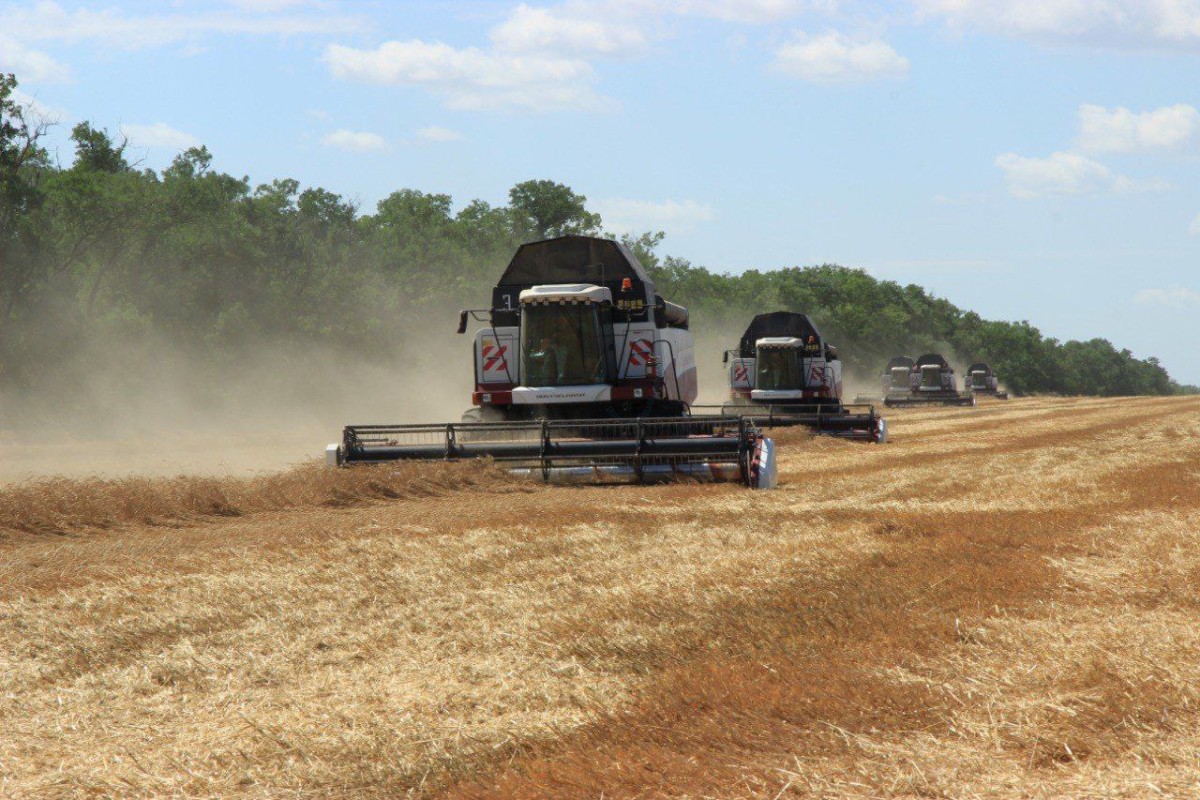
[498, 235, 654, 299]
[968, 362, 993, 374]
[736, 312, 822, 358]
[492, 235, 661, 325]
[886, 356, 914, 370]
[916, 353, 950, 368]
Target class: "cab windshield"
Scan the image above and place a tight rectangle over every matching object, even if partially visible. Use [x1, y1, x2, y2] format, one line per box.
[971, 372, 987, 387]
[921, 366, 942, 389]
[890, 367, 910, 388]
[520, 304, 607, 386]
[756, 348, 802, 391]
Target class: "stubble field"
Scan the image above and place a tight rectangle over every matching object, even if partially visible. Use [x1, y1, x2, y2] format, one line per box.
[2, 395, 1199, 798]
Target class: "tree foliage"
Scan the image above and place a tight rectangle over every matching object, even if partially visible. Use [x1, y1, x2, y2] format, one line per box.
[0, 74, 1187, 398]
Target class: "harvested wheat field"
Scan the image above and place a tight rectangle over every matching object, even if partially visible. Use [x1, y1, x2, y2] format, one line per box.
[2, 395, 1199, 798]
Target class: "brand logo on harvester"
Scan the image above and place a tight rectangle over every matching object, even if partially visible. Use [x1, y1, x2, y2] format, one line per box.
[535, 392, 586, 400]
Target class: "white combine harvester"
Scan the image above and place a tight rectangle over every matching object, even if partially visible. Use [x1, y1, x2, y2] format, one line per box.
[327, 236, 777, 488]
[714, 312, 886, 442]
[884, 353, 976, 408]
[965, 362, 1009, 399]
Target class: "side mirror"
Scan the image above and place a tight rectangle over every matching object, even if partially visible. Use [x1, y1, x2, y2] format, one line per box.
[722, 351, 729, 364]
[456, 310, 468, 335]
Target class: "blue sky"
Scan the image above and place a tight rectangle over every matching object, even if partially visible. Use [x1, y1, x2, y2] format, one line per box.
[3, 0, 1199, 382]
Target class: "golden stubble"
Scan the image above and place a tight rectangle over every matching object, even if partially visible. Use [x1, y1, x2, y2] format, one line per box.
[1, 396, 1198, 798]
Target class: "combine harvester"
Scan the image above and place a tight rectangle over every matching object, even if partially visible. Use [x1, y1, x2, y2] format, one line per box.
[884, 353, 976, 408]
[965, 362, 1009, 399]
[854, 355, 916, 405]
[327, 235, 777, 488]
[709, 312, 886, 442]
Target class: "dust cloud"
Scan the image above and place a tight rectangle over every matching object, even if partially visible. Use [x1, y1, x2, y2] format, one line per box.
[0, 313, 474, 483]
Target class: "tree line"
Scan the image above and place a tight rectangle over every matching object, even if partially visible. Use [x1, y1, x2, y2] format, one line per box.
[0, 73, 1189, 402]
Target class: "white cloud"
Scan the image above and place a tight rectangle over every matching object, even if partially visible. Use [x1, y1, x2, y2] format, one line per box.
[671, 0, 826, 23]
[0, 35, 70, 82]
[224, 0, 316, 11]
[119, 122, 199, 149]
[10, 88, 68, 123]
[0, 1, 363, 50]
[596, 197, 716, 233]
[320, 129, 386, 152]
[323, 40, 604, 111]
[529, 0, 828, 25]
[1076, 103, 1200, 154]
[490, 4, 649, 57]
[773, 31, 909, 83]
[1134, 287, 1200, 308]
[415, 126, 465, 143]
[915, 0, 1200, 51]
[1190, 212, 1200, 235]
[322, 0, 851, 110]
[994, 151, 1168, 198]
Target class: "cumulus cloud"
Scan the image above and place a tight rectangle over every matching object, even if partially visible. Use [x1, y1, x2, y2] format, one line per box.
[595, 197, 716, 233]
[490, 4, 649, 57]
[671, 0, 827, 23]
[994, 151, 1168, 198]
[1134, 287, 1200, 308]
[0, 35, 70, 82]
[9, 89, 67, 124]
[915, 0, 1200, 51]
[0, 1, 362, 50]
[320, 129, 386, 152]
[323, 40, 604, 111]
[224, 0, 316, 11]
[322, 1, 857, 109]
[773, 31, 909, 83]
[119, 122, 199, 149]
[415, 126, 465, 143]
[1076, 103, 1200, 154]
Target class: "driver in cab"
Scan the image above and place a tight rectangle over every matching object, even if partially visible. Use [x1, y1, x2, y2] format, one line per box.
[526, 335, 560, 385]
[528, 316, 586, 384]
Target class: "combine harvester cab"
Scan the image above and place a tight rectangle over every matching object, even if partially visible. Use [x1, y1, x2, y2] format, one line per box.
[884, 353, 976, 408]
[327, 235, 777, 489]
[965, 362, 1009, 400]
[713, 311, 886, 443]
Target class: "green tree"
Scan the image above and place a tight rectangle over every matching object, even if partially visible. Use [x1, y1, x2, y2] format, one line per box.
[0, 73, 51, 320]
[508, 179, 601, 239]
[0, 73, 1186, 407]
